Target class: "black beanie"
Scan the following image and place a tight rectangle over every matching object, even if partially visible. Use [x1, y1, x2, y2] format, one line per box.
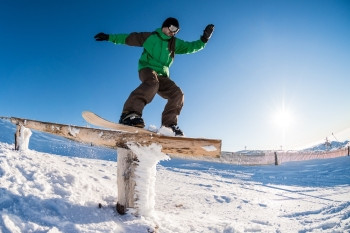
[162, 17, 179, 29]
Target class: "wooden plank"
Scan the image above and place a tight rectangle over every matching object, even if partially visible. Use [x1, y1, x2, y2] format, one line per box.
[9, 117, 221, 158]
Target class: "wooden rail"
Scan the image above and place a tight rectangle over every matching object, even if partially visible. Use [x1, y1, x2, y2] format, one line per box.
[9, 117, 221, 158]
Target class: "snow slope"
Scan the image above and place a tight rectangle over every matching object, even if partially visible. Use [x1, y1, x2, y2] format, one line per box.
[0, 119, 349, 232]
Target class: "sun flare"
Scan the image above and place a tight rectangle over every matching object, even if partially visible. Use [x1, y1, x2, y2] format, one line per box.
[273, 108, 294, 130]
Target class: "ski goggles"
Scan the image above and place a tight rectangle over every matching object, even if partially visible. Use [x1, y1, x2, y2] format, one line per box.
[168, 25, 180, 34]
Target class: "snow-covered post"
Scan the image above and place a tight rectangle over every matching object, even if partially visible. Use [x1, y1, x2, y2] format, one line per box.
[116, 147, 138, 214]
[116, 143, 169, 216]
[14, 125, 32, 151]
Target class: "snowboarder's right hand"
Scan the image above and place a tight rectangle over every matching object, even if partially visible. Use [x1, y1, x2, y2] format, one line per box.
[94, 32, 109, 41]
[201, 24, 214, 43]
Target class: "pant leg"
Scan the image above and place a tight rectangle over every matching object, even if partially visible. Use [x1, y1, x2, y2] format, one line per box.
[157, 76, 184, 126]
[122, 68, 159, 115]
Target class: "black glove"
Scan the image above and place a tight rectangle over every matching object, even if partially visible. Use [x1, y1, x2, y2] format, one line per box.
[201, 24, 214, 43]
[94, 32, 109, 41]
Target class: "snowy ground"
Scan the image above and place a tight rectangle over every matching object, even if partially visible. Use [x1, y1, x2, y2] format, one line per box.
[0, 119, 349, 232]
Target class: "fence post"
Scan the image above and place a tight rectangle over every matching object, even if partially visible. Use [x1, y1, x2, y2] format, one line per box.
[14, 125, 21, 150]
[274, 152, 279, 165]
[116, 147, 138, 215]
[348, 146, 349, 156]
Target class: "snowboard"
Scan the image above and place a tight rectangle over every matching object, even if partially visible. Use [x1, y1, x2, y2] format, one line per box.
[82, 111, 153, 134]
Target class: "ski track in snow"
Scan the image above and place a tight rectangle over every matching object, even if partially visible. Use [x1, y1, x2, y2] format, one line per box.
[0, 119, 350, 232]
[155, 162, 350, 232]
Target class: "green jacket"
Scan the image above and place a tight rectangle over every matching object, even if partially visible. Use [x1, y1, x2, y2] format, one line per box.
[109, 28, 206, 77]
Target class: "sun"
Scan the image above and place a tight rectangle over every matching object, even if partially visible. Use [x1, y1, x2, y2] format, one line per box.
[273, 108, 294, 130]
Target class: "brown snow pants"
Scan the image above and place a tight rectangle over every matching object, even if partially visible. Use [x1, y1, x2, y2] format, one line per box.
[122, 68, 184, 126]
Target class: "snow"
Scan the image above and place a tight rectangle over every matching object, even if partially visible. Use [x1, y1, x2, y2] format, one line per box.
[68, 126, 80, 137]
[301, 140, 349, 152]
[17, 126, 32, 151]
[0, 118, 350, 232]
[202, 145, 218, 152]
[157, 126, 175, 137]
[147, 125, 158, 133]
[127, 142, 170, 218]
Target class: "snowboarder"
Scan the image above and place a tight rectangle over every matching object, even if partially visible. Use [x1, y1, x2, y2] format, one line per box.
[94, 17, 214, 136]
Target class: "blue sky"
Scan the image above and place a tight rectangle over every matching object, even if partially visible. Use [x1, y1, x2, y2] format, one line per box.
[1, 0, 349, 152]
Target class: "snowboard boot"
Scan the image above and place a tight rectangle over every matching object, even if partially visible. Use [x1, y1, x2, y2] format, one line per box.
[168, 124, 184, 136]
[119, 112, 145, 128]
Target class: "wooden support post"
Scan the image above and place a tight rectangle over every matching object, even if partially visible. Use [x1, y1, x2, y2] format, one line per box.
[14, 125, 21, 151]
[116, 147, 138, 215]
[348, 146, 349, 156]
[274, 152, 279, 165]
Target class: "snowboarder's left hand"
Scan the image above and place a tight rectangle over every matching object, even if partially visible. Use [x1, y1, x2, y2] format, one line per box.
[201, 24, 214, 43]
[94, 32, 109, 41]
